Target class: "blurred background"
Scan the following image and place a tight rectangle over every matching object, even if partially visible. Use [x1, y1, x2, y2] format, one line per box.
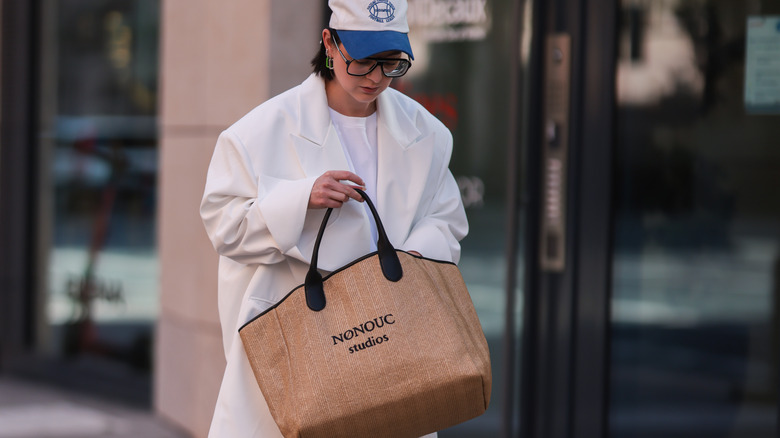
[1, 0, 779, 437]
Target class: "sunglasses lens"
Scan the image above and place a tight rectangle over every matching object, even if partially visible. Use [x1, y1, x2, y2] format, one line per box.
[347, 59, 377, 76]
[382, 60, 410, 77]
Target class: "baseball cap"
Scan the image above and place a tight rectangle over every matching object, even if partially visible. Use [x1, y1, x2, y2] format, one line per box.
[329, 0, 414, 60]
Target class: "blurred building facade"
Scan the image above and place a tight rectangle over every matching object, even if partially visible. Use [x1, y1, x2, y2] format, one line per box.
[2, 1, 780, 438]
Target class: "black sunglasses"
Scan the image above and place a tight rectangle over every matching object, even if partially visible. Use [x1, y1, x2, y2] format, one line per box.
[331, 35, 411, 78]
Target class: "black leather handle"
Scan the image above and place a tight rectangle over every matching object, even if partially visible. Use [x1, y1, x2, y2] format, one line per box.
[305, 189, 403, 311]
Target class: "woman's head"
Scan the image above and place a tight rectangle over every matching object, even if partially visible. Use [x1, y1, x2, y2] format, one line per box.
[312, 0, 413, 81]
[314, 1, 414, 116]
[320, 28, 401, 115]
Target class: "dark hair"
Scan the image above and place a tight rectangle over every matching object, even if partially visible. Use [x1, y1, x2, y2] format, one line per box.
[311, 29, 340, 81]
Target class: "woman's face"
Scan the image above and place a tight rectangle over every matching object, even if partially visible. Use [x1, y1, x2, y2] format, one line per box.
[323, 29, 400, 117]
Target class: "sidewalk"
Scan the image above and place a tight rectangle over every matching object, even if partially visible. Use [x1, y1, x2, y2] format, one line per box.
[0, 378, 189, 438]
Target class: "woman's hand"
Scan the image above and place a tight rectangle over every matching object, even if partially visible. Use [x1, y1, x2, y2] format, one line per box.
[308, 170, 366, 209]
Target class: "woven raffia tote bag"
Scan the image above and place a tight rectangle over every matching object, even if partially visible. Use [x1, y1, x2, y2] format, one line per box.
[239, 189, 491, 438]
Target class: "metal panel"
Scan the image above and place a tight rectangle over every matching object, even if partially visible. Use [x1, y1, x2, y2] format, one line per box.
[539, 34, 571, 272]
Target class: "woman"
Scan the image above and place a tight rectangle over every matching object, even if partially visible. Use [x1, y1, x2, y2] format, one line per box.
[200, 0, 468, 436]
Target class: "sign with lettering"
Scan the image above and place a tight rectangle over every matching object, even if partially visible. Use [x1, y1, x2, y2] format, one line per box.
[408, 0, 491, 42]
[745, 16, 780, 114]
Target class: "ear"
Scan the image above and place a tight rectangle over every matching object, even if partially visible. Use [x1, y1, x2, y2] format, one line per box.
[322, 29, 334, 52]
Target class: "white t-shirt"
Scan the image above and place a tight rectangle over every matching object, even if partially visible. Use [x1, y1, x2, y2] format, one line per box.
[328, 108, 379, 248]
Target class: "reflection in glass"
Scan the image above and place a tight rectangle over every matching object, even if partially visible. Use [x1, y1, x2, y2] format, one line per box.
[611, 1, 779, 436]
[397, 0, 527, 435]
[38, 0, 160, 374]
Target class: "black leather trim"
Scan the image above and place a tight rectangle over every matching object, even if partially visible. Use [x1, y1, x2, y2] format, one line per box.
[238, 251, 457, 332]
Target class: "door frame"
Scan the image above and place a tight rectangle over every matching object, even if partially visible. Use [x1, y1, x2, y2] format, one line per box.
[519, 0, 618, 436]
[0, 0, 39, 370]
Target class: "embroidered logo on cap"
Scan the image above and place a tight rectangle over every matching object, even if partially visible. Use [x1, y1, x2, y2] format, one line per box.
[368, 0, 396, 23]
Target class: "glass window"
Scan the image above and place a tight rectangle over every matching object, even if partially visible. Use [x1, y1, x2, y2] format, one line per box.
[36, 0, 160, 378]
[611, 1, 780, 436]
[396, 0, 530, 435]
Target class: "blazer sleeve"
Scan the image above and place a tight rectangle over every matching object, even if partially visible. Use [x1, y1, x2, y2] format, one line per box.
[401, 129, 468, 264]
[200, 129, 316, 265]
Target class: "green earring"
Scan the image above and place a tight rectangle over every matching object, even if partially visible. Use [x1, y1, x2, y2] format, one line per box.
[326, 56, 334, 70]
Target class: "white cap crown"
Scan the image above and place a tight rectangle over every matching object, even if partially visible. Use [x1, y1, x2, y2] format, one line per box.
[329, 0, 410, 33]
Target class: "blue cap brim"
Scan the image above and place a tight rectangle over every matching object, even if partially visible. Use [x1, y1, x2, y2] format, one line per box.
[336, 30, 414, 61]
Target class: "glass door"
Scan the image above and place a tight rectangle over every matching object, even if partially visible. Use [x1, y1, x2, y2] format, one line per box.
[610, 0, 780, 436]
[34, 0, 160, 397]
[395, 0, 534, 435]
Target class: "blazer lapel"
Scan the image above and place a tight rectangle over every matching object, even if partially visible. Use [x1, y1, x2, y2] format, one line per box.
[289, 75, 373, 269]
[291, 75, 350, 177]
[375, 89, 434, 245]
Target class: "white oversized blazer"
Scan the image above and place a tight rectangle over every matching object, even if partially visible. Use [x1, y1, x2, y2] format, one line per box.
[200, 73, 468, 437]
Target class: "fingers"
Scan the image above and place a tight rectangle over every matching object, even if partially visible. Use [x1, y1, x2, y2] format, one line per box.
[326, 170, 365, 189]
[308, 171, 367, 209]
[309, 184, 358, 209]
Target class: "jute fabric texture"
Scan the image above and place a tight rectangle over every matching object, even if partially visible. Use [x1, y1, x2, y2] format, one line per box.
[239, 192, 491, 438]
